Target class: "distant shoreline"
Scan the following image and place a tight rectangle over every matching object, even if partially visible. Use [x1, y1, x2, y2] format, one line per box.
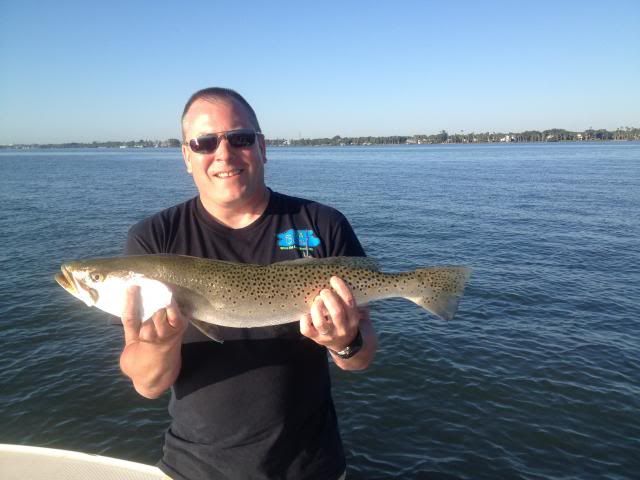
[2, 127, 638, 149]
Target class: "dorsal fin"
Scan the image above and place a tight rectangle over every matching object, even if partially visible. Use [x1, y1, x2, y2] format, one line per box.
[273, 256, 379, 271]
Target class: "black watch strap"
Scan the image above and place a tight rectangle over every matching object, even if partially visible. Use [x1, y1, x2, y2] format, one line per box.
[330, 329, 363, 359]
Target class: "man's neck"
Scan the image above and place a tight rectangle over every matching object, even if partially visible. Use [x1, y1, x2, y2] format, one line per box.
[200, 188, 271, 229]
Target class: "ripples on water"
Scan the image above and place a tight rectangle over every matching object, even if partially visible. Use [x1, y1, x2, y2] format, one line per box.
[1, 143, 639, 479]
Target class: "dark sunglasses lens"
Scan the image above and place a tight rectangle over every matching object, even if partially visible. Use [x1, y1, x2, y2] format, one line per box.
[227, 131, 256, 148]
[190, 135, 218, 153]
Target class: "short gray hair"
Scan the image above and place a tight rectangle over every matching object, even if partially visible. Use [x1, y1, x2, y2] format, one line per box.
[181, 87, 261, 140]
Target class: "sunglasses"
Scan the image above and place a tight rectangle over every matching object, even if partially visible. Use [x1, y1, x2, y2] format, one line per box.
[186, 129, 262, 154]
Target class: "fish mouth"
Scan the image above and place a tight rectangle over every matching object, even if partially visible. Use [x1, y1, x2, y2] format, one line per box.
[55, 265, 98, 305]
[55, 265, 76, 295]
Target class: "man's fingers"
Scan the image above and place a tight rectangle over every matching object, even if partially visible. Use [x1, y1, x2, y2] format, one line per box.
[121, 285, 142, 344]
[300, 313, 316, 338]
[329, 276, 360, 330]
[138, 320, 158, 343]
[329, 276, 356, 309]
[303, 279, 362, 349]
[165, 301, 188, 331]
[151, 308, 170, 338]
[121, 289, 187, 348]
[319, 289, 347, 335]
[151, 300, 188, 338]
[311, 296, 332, 334]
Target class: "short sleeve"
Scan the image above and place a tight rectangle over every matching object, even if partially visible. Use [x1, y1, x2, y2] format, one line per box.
[124, 222, 160, 255]
[328, 214, 366, 258]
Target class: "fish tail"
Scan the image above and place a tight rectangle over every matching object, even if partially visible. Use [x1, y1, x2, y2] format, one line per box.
[404, 266, 471, 320]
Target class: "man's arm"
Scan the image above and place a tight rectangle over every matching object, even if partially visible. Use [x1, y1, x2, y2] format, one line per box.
[119, 286, 189, 399]
[300, 276, 378, 371]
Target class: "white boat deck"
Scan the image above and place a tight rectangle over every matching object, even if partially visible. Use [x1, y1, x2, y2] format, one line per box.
[0, 444, 165, 480]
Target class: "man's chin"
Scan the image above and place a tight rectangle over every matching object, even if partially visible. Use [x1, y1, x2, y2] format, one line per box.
[203, 186, 267, 209]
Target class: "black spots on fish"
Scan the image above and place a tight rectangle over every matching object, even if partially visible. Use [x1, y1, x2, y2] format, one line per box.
[405, 268, 470, 313]
[335, 268, 376, 294]
[397, 277, 409, 292]
[211, 263, 465, 311]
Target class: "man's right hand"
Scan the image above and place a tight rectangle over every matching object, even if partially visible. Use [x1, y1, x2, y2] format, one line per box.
[122, 285, 188, 347]
[119, 285, 189, 399]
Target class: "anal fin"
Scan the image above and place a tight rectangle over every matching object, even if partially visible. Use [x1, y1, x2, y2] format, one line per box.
[191, 318, 225, 343]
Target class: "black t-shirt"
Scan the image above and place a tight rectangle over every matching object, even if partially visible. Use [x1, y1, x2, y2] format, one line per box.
[125, 190, 365, 480]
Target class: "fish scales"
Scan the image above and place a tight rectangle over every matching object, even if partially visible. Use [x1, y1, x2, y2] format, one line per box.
[55, 255, 471, 336]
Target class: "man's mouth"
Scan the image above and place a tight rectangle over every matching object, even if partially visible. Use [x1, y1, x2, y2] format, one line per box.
[213, 169, 243, 179]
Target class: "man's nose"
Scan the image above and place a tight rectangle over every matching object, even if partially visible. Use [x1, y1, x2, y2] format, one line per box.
[213, 136, 233, 160]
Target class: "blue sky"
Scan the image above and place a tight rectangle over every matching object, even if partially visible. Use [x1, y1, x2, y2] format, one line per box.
[1, 0, 638, 143]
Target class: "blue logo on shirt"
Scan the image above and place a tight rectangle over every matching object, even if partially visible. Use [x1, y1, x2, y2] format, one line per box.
[277, 229, 321, 251]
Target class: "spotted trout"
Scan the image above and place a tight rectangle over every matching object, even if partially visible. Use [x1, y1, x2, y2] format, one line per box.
[55, 255, 471, 340]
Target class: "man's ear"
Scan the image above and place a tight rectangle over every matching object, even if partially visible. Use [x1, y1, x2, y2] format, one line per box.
[182, 144, 192, 173]
[259, 134, 267, 164]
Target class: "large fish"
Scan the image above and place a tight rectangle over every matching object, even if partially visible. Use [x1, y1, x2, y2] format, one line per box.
[55, 255, 471, 340]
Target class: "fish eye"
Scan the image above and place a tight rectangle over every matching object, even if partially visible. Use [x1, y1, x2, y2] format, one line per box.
[90, 272, 104, 282]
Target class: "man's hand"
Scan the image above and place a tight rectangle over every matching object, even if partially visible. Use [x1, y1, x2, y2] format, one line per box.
[300, 276, 377, 370]
[119, 286, 189, 398]
[122, 285, 188, 349]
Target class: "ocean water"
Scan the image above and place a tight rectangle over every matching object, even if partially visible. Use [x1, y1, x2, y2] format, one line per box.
[0, 143, 638, 479]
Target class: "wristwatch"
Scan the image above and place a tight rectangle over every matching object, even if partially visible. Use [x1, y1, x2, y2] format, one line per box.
[330, 329, 363, 359]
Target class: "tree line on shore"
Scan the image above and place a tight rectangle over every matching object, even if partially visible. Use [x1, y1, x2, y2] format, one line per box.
[3, 127, 639, 149]
[267, 127, 640, 146]
[1, 139, 183, 149]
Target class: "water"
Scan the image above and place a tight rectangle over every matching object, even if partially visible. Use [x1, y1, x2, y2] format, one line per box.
[1, 143, 639, 479]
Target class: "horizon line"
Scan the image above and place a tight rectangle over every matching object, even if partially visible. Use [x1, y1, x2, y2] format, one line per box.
[2, 126, 639, 147]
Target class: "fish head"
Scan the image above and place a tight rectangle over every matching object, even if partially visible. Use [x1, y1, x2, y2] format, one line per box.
[55, 260, 130, 309]
[55, 257, 173, 320]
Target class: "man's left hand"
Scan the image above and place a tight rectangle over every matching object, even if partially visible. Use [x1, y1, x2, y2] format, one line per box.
[300, 276, 361, 352]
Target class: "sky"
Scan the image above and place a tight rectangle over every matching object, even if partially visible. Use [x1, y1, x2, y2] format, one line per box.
[0, 0, 638, 144]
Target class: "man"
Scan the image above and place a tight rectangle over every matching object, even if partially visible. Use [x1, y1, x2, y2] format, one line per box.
[120, 87, 377, 480]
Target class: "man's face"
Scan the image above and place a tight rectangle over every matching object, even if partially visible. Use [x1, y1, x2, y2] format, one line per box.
[181, 97, 267, 212]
